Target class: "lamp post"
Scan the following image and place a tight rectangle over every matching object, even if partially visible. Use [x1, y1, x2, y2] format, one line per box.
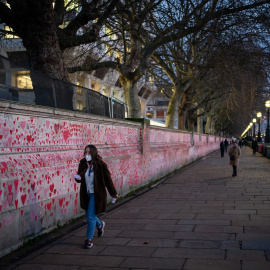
[252, 118, 256, 139]
[248, 122, 253, 141]
[265, 100, 270, 143]
[257, 112, 262, 142]
[249, 123, 253, 140]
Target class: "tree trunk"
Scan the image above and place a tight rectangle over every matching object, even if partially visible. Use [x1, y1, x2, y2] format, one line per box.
[197, 108, 203, 133]
[205, 115, 211, 134]
[187, 116, 194, 131]
[165, 89, 178, 128]
[178, 92, 188, 130]
[119, 76, 141, 118]
[10, 0, 73, 110]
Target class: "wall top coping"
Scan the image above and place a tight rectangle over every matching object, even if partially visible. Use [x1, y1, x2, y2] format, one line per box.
[0, 99, 142, 128]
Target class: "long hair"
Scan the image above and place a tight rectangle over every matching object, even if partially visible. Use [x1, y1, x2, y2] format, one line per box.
[84, 144, 102, 162]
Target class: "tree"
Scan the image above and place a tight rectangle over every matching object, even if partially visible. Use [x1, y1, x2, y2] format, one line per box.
[69, 0, 270, 118]
[149, 0, 270, 133]
[0, 0, 120, 108]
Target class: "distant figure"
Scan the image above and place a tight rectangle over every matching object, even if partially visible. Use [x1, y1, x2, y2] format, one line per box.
[252, 138, 258, 155]
[238, 140, 243, 148]
[228, 141, 241, 177]
[243, 139, 248, 147]
[220, 140, 225, 157]
[224, 139, 228, 152]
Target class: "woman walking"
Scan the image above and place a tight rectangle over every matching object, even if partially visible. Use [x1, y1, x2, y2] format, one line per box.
[228, 141, 241, 177]
[74, 144, 118, 248]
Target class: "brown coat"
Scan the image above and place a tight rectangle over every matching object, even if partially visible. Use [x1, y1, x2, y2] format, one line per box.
[228, 146, 241, 166]
[75, 158, 117, 214]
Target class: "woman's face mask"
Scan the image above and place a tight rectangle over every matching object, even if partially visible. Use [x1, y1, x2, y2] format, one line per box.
[85, 154, 92, 162]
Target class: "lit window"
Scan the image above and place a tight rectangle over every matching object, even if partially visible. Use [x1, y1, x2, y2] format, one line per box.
[16, 72, 33, 89]
[76, 82, 82, 93]
[77, 101, 83, 110]
[4, 25, 19, 39]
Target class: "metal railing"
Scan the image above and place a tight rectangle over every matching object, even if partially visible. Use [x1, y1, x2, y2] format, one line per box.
[0, 55, 126, 119]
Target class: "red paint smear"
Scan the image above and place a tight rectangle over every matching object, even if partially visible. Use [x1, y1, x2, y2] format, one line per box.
[14, 179, 19, 191]
[1, 162, 8, 173]
[47, 202, 51, 210]
[21, 194, 26, 205]
[59, 198, 64, 207]
[49, 184, 54, 192]
[15, 199, 18, 209]
[8, 184, 12, 193]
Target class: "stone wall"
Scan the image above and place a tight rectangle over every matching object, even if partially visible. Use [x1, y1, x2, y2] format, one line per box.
[0, 100, 223, 257]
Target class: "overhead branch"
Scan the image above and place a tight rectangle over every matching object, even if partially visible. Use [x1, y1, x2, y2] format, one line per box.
[68, 60, 118, 73]
[54, 0, 65, 26]
[0, 2, 15, 26]
[141, 0, 270, 62]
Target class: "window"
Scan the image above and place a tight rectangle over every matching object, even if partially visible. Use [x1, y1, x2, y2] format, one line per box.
[4, 25, 19, 39]
[15, 72, 33, 89]
[76, 82, 82, 93]
[157, 110, 164, 118]
[77, 101, 83, 110]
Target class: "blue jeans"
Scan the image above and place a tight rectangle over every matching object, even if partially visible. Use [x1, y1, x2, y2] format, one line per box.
[85, 193, 101, 239]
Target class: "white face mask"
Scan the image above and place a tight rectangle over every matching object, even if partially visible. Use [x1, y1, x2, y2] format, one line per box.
[85, 154, 92, 162]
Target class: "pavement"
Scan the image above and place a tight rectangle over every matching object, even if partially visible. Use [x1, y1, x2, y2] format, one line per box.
[1, 146, 270, 270]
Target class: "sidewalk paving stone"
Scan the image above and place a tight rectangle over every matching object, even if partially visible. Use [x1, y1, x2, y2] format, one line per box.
[2, 146, 270, 270]
[183, 259, 241, 270]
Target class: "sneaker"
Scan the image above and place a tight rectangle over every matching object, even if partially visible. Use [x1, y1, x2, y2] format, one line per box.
[98, 221, 105, 237]
[84, 239, 93, 249]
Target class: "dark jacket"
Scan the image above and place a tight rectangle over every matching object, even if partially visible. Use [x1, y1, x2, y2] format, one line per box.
[252, 140, 258, 151]
[220, 142, 225, 150]
[75, 157, 117, 214]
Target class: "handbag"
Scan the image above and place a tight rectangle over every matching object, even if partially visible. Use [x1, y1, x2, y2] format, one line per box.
[230, 155, 235, 161]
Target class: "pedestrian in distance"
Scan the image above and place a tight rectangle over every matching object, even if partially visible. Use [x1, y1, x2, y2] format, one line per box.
[238, 140, 243, 148]
[252, 138, 258, 155]
[74, 144, 118, 249]
[228, 141, 241, 177]
[224, 139, 228, 152]
[220, 140, 225, 157]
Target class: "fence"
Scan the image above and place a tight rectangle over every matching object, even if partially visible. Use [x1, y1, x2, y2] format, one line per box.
[0, 55, 126, 119]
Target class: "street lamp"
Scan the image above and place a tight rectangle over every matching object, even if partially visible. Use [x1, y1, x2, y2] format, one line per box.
[257, 112, 262, 142]
[252, 118, 256, 139]
[265, 100, 270, 143]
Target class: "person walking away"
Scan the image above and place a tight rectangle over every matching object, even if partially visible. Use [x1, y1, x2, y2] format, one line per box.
[220, 140, 225, 157]
[252, 138, 258, 155]
[74, 144, 118, 248]
[224, 139, 228, 152]
[228, 141, 241, 177]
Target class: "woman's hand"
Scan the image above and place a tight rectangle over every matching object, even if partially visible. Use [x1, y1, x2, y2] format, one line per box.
[74, 174, 81, 180]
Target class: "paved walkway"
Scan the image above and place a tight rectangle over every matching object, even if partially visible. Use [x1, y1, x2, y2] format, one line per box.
[2, 146, 270, 270]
